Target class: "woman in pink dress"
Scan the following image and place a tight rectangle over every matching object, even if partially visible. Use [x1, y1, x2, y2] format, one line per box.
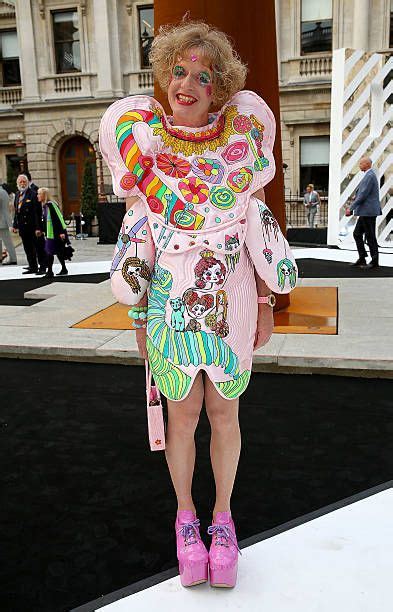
[100, 21, 297, 589]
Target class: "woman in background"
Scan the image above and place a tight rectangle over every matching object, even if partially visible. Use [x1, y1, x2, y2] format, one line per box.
[37, 187, 70, 278]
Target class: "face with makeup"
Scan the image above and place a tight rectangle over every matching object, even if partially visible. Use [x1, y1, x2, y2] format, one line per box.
[168, 48, 214, 128]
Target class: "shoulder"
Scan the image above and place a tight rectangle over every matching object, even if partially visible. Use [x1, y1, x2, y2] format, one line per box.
[100, 95, 162, 127]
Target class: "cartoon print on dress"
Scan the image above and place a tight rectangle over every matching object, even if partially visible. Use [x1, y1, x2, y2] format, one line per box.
[183, 289, 215, 319]
[232, 113, 270, 172]
[191, 157, 225, 184]
[221, 141, 249, 165]
[170, 297, 186, 331]
[178, 176, 210, 204]
[147, 264, 240, 381]
[116, 109, 205, 230]
[110, 211, 148, 277]
[121, 257, 151, 294]
[227, 167, 253, 193]
[194, 250, 226, 290]
[277, 258, 297, 291]
[257, 201, 280, 264]
[205, 290, 230, 338]
[224, 233, 240, 272]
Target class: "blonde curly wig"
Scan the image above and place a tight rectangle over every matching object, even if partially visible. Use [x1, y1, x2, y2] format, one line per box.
[149, 21, 247, 106]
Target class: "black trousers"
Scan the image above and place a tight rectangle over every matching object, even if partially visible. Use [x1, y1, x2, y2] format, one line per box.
[35, 234, 47, 269]
[353, 216, 379, 262]
[19, 230, 38, 271]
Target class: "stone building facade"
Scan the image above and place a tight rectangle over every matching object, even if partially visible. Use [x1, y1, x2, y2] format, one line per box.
[0, 0, 392, 217]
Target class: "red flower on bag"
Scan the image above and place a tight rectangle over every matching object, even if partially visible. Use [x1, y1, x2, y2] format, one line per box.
[156, 153, 191, 178]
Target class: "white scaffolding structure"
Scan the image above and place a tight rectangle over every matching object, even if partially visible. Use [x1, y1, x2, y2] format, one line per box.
[328, 48, 393, 249]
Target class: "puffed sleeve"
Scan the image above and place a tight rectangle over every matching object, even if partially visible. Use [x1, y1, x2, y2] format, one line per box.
[99, 94, 158, 198]
[230, 90, 276, 190]
[110, 199, 155, 305]
[245, 195, 297, 294]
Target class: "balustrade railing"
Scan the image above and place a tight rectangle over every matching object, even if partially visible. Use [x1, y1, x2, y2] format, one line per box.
[0, 86, 22, 106]
[299, 55, 332, 77]
[54, 75, 82, 93]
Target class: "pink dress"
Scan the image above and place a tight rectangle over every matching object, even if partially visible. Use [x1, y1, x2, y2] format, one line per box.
[99, 90, 297, 401]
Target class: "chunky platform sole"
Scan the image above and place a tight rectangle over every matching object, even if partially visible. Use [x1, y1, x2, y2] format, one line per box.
[209, 564, 237, 588]
[179, 560, 208, 587]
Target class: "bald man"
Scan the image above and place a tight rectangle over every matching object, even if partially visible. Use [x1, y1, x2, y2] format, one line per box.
[349, 157, 382, 269]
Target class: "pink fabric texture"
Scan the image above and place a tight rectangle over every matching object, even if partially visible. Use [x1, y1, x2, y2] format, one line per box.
[100, 91, 297, 401]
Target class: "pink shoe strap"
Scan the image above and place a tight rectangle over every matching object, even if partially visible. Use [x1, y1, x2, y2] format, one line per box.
[207, 524, 242, 554]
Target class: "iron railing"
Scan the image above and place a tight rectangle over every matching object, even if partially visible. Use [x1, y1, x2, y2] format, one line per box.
[285, 191, 328, 228]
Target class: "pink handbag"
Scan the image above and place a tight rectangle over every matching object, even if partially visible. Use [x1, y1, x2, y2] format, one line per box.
[145, 360, 166, 451]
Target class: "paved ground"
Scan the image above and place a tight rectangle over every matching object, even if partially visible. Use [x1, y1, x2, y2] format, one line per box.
[1, 240, 393, 376]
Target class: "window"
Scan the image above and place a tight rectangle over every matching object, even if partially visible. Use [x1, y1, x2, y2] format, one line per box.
[52, 10, 81, 74]
[138, 6, 154, 69]
[300, 136, 330, 194]
[0, 30, 21, 86]
[390, 0, 393, 48]
[301, 0, 332, 54]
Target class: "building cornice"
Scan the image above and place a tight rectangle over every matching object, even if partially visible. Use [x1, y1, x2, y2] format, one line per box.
[14, 96, 125, 112]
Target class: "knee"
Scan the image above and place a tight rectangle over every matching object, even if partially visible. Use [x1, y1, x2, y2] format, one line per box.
[206, 401, 239, 431]
[168, 403, 201, 436]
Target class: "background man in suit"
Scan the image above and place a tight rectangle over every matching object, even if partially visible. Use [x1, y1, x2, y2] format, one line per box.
[12, 174, 45, 274]
[348, 157, 382, 269]
[0, 182, 17, 264]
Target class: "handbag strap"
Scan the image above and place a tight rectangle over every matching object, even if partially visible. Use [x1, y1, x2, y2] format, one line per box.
[145, 360, 161, 401]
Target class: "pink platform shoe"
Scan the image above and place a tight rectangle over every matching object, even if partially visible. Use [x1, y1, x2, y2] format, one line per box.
[176, 510, 208, 587]
[208, 511, 241, 588]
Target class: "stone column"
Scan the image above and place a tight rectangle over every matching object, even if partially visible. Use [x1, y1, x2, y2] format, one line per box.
[93, 0, 124, 97]
[352, 0, 370, 51]
[15, 0, 40, 102]
[154, 0, 289, 310]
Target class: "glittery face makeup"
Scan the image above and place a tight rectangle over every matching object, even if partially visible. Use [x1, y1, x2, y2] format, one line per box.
[173, 65, 186, 79]
[190, 54, 198, 62]
[172, 64, 212, 89]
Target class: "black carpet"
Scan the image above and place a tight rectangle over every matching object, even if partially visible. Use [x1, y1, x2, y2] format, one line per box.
[0, 273, 109, 306]
[297, 258, 393, 278]
[1, 359, 392, 612]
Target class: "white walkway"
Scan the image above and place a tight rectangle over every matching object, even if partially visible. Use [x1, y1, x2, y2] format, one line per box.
[98, 487, 392, 612]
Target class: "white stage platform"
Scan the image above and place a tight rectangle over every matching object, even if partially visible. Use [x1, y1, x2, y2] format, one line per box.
[81, 487, 392, 612]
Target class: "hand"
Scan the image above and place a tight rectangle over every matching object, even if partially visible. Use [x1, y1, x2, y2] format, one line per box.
[345, 208, 352, 217]
[135, 326, 148, 359]
[12, 227, 18, 233]
[253, 304, 274, 351]
[59, 233, 66, 240]
[35, 230, 42, 237]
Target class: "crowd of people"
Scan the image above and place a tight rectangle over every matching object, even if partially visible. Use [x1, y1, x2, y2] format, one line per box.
[0, 172, 73, 277]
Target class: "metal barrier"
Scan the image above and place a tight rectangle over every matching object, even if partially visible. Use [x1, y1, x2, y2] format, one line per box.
[285, 192, 328, 228]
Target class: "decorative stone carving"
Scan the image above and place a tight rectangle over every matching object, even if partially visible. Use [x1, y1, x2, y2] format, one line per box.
[0, 1, 16, 18]
[64, 118, 74, 135]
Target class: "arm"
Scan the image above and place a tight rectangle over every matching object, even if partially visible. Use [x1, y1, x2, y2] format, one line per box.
[245, 195, 297, 294]
[110, 197, 155, 306]
[12, 193, 18, 230]
[350, 174, 372, 210]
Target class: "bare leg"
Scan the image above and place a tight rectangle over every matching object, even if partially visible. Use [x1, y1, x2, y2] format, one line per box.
[204, 375, 241, 519]
[165, 372, 204, 514]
